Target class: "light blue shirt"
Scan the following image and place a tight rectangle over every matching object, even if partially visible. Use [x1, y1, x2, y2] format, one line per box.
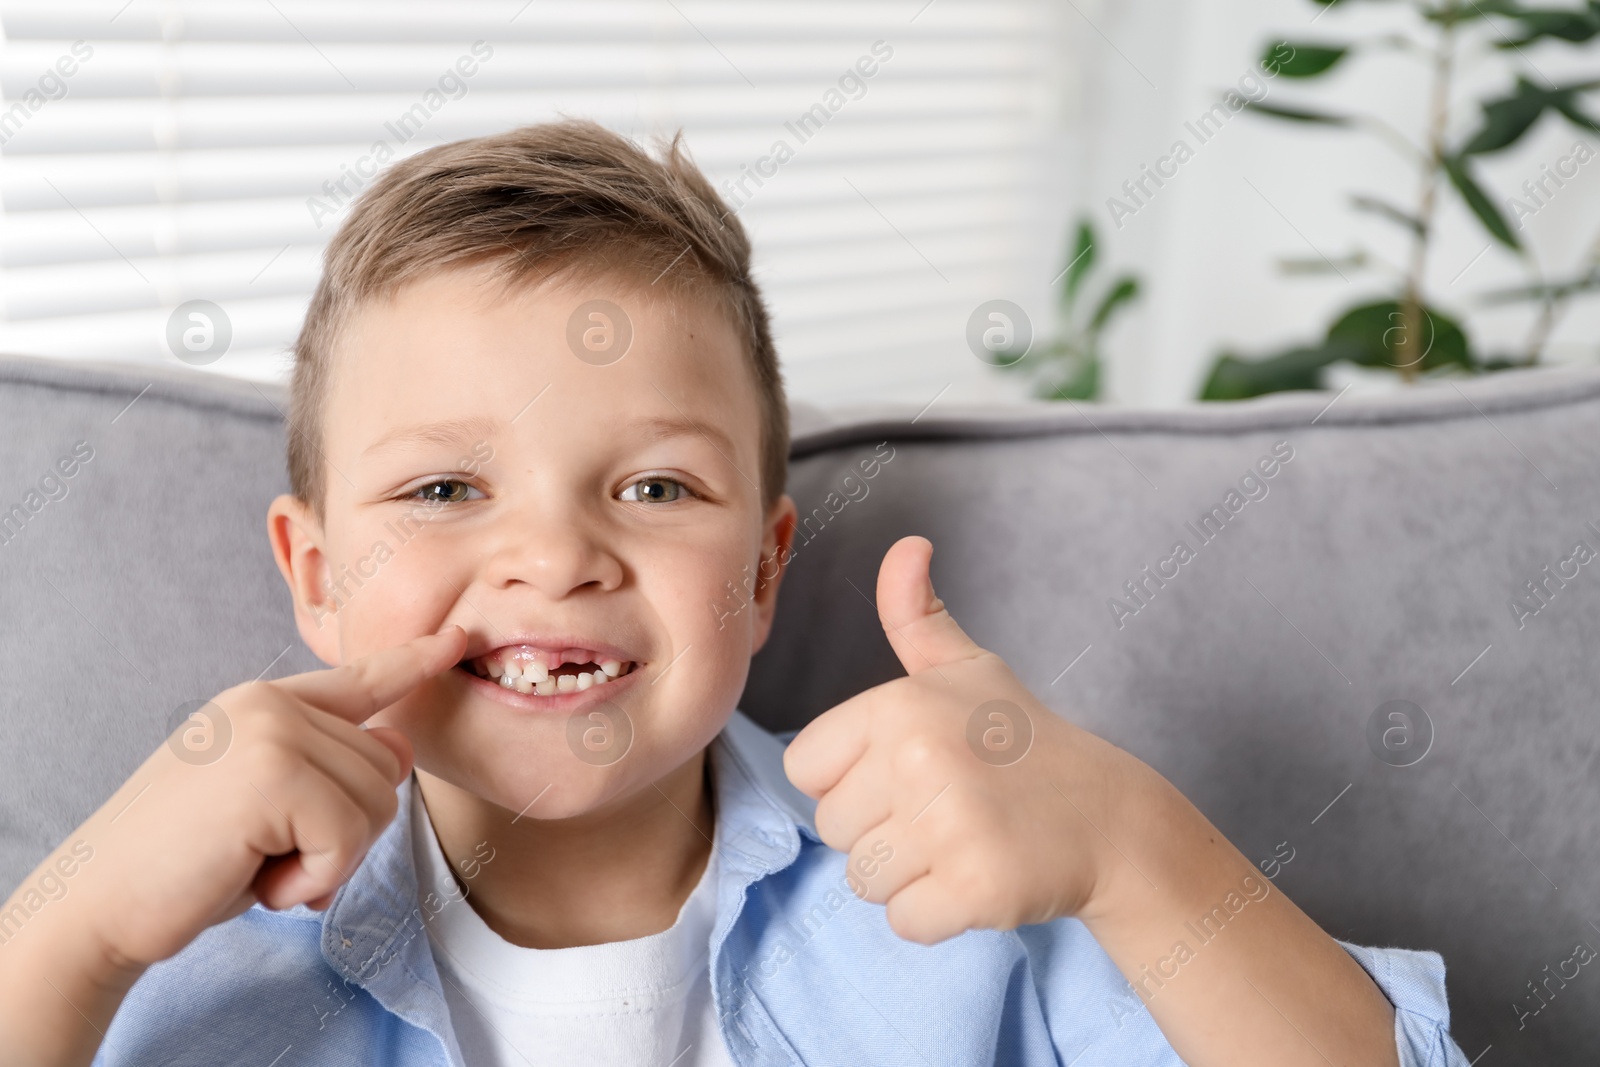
[98, 710, 1469, 1066]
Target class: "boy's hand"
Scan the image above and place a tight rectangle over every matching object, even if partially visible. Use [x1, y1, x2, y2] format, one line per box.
[783, 537, 1162, 945]
[785, 539, 1405, 1066]
[63, 626, 464, 973]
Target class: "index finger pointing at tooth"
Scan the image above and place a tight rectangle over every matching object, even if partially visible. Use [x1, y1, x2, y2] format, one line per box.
[275, 627, 468, 724]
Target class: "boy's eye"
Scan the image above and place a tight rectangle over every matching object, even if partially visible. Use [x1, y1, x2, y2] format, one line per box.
[411, 479, 480, 505]
[619, 476, 691, 504]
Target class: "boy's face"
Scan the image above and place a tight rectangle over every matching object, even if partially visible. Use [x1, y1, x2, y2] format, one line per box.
[270, 265, 796, 820]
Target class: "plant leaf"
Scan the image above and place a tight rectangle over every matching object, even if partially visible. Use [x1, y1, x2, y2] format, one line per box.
[1262, 41, 1349, 77]
[1060, 220, 1096, 309]
[1198, 344, 1352, 401]
[1038, 357, 1100, 401]
[1443, 155, 1522, 250]
[1087, 277, 1140, 335]
[1349, 194, 1425, 235]
[1450, 0, 1528, 16]
[994, 338, 1072, 372]
[1495, 5, 1600, 47]
[1461, 77, 1600, 155]
[1429, 0, 1526, 24]
[1277, 251, 1369, 275]
[1246, 101, 1352, 125]
[1477, 354, 1536, 371]
[1479, 269, 1600, 304]
[1325, 301, 1473, 371]
[1460, 78, 1548, 154]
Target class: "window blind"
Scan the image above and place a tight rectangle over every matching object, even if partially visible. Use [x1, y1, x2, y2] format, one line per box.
[0, 0, 1071, 405]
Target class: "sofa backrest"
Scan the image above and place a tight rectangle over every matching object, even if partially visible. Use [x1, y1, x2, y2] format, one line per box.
[3, 353, 1597, 1063]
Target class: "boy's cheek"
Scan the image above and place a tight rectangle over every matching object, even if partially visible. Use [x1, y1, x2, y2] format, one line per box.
[325, 543, 464, 660]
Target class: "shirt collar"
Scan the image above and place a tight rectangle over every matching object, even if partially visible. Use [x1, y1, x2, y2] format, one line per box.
[710, 708, 821, 852]
[308, 708, 820, 1049]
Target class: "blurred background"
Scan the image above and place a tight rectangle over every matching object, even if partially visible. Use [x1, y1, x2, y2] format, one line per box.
[0, 0, 1595, 409]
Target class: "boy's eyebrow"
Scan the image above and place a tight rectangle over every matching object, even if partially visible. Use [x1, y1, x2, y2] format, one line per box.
[362, 414, 503, 457]
[361, 413, 737, 459]
[629, 414, 737, 457]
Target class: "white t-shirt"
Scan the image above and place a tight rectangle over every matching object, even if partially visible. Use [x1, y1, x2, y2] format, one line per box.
[410, 785, 736, 1067]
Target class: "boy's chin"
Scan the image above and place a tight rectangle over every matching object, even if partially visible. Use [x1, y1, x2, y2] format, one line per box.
[415, 752, 674, 822]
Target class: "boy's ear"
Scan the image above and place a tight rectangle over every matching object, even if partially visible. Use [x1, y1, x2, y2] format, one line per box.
[266, 494, 340, 666]
[750, 493, 799, 655]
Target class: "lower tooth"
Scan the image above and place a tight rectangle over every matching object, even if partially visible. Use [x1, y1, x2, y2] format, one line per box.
[577, 672, 594, 691]
[499, 674, 516, 689]
[535, 677, 556, 696]
[592, 670, 608, 685]
[514, 676, 534, 694]
[557, 674, 576, 693]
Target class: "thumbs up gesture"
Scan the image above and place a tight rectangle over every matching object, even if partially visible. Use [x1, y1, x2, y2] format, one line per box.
[783, 536, 1164, 945]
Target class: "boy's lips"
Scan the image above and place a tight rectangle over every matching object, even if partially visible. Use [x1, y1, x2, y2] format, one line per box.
[460, 635, 639, 667]
[453, 652, 646, 713]
[453, 636, 645, 705]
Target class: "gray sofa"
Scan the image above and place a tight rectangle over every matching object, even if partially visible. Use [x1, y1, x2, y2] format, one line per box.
[3, 352, 1598, 1063]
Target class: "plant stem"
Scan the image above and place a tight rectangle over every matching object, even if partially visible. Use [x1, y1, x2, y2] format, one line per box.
[1520, 253, 1557, 365]
[1522, 229, 1600, 363]
[1400, 0, 1458, 379]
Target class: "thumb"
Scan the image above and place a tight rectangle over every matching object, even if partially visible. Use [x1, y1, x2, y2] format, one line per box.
[876, 535, 985, 675]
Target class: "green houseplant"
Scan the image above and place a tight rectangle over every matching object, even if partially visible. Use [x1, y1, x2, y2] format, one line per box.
[992, 216, 1140, 400]
[1199, 0, 1600, 400]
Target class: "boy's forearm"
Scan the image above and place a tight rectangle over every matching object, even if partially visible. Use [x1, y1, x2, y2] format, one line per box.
[0, 853, 143, 1067]
[1076, 770, 1398, 1067]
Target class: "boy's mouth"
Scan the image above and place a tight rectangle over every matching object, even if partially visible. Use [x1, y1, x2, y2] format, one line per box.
[458, 645, 638, 697]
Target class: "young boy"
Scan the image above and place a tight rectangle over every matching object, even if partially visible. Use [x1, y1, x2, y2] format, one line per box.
[0, 121, 1468, 1067]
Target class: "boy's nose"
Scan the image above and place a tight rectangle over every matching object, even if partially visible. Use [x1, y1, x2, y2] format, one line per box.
[475, 499, 625, 598]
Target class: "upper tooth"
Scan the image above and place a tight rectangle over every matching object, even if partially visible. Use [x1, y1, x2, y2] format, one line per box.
[477, 650, 628, 683]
